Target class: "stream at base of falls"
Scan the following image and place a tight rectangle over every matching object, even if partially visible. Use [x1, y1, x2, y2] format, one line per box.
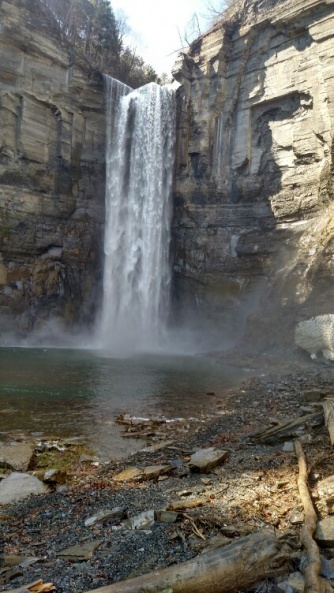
[0, 347, 249, 459]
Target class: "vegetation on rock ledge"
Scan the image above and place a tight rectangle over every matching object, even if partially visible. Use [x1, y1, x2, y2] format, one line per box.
[42, 0, 160, 88]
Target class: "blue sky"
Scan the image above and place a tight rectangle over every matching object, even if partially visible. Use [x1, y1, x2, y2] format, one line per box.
[111, 0, 218, 74]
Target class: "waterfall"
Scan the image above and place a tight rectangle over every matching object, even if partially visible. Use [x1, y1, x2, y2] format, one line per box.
[99, 76, 175, 353]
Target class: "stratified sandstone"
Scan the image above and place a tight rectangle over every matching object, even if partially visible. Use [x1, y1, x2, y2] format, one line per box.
[0, 0, 105, 338]
[172, 0, 334, 349]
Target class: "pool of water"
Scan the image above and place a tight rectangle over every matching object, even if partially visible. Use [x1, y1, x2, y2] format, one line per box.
[0, 347, 247, 459]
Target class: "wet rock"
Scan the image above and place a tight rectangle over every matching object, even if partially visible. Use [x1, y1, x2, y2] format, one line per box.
[84, 507, 127, 527]
[57, 540, 102, 561]
[189, 448, 229, 473]
[316, 517, 334, 547]
[0, 472, 47, 505]
[0, 442, 34, 472]
[123, 510, 155, 530]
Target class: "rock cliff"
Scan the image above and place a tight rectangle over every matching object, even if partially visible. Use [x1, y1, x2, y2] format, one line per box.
[172, 0, 334, 350]
[0, 0, 105, 339]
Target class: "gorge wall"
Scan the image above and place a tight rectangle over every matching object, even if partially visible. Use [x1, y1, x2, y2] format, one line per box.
[172, 0, 334, 351]
[0, 0, 105, 339]
[2, 0, 334, 351]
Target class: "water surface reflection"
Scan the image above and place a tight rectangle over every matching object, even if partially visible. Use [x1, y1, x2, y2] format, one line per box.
[0, 348, 246, 458]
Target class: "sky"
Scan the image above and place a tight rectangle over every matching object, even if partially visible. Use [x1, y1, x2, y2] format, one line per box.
[110, 0, 218, 75]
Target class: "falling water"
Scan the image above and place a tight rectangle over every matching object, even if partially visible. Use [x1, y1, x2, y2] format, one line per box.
[99, 76, 175, 353]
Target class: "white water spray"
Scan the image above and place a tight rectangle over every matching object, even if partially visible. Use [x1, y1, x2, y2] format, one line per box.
[99, 77, 175, 353]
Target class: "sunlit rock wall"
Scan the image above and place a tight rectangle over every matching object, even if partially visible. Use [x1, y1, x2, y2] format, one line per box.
[0, 0, 105, 337]
[172, 0, 334, 347]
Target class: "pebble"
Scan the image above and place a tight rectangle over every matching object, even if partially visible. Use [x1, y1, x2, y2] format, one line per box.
[289, 509, 305, 525]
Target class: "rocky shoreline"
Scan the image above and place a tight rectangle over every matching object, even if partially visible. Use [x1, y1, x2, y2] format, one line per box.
[1, 360, 334, 593]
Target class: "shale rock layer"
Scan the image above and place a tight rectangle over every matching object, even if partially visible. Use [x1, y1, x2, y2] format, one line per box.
[172, 0, 334, 348]
[0, 0, 105, 337]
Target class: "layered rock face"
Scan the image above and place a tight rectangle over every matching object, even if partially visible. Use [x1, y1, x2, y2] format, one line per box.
[172, 0, 334, 348]
[0, 0, 105, 338]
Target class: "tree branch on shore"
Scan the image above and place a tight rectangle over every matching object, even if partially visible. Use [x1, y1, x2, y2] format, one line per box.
[294, 439, 332, 593]
[82, 532, 290, 593]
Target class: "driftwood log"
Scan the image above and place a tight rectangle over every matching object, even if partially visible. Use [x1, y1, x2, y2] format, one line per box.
[323, 399, 334, 446]
[294, 439, 322, 593]
[83, 532, 290, 593]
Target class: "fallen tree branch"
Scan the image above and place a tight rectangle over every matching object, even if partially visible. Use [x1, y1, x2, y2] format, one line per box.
[252, 411, 323, 444]
[294, 439, 321, 593]
[83, 532, 290, 593]
[183, 513, 206, 541]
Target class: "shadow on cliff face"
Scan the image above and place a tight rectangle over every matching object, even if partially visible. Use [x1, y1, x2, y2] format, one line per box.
[172, 93, 308, 354]
[172, 12, 334, 359]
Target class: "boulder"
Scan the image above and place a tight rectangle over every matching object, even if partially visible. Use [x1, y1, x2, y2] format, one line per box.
[0, 472, 47, 505]
[0, 442, 34, 472]
[295, 315, 334, 361]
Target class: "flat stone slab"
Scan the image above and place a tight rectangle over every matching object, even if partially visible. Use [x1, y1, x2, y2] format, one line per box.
[57, 540, 102, 561]
[316, 517, 334, 547]
[123, 510, 155, 530]
[113, 465, 172, 482]
[84, 507, 127, 527]
[0, 472, 47, 505]
[0, 442, 34, 472]
[189, 448, 229, 473]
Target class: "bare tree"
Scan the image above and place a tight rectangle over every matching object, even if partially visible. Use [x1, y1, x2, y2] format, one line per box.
[41, 0, 159, 88]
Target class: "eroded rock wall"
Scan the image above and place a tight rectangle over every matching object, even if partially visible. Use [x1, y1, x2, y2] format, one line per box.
[0, 0, 105, 338]
[172, 0, 334, 348]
